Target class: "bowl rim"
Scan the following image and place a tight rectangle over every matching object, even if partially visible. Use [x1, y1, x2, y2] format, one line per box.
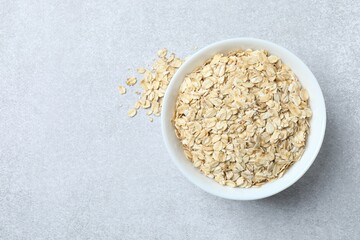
[161, 38, 326, 200]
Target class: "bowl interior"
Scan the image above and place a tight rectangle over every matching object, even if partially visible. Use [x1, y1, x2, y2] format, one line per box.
[161, 38, 326, 200]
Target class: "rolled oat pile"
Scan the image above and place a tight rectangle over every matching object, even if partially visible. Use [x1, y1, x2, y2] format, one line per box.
[173, 49, 312, 188]
[119, 49, 183, 120]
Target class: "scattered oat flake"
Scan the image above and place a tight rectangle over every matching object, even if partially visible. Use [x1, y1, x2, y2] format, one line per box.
[126, 77, 137, 86]
[137, 68, 146, 74]
[128, 108, 137, 117]
[134, 101, 141, 109]
[157, 48, 168, 58]
[118, 86, 126, 95]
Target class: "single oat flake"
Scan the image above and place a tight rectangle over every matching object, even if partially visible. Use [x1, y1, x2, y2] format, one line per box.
[128, 108, 137, 117]
[173, 49, 312, 188]
[137, 68, 146, 74]
[118, 85, 126, 95]
[126, 77, 137, 86]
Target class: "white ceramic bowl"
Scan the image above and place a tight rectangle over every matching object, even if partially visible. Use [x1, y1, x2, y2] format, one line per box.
[161, 38, 326, 200]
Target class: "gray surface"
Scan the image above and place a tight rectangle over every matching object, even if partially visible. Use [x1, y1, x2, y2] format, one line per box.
[0, 0, 359, 239]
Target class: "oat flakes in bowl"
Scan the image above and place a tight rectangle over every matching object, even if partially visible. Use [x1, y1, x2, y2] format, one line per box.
[162, 38, 326, 200]
[173, 49, 312, 188]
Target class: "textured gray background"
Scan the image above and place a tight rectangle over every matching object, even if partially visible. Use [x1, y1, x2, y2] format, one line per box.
[1, 0, 359, 239]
